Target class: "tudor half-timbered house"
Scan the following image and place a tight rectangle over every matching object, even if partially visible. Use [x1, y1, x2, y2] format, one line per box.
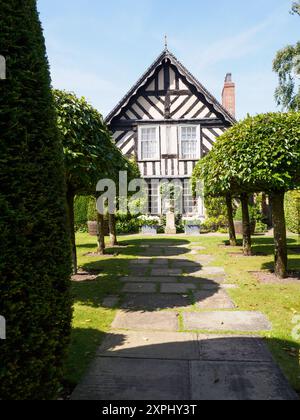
[106, 48, 236, 216]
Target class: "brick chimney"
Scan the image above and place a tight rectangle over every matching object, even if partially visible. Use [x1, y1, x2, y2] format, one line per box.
[222, 73, 235, 118]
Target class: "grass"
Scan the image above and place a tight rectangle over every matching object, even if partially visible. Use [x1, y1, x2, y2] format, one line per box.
[65, 231, 300, 394]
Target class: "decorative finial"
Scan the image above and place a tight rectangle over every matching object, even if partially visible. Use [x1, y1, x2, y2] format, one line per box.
[164, 35, 168, 51]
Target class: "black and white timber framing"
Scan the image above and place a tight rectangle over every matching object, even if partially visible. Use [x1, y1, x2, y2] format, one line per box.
[106, 48, 236, 215]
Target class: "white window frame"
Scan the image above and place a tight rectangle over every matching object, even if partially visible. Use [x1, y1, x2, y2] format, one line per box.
[179, 125, 201, 160]
[138, 126, 160, 161]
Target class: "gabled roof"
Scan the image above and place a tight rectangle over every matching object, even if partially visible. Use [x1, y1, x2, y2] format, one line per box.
[105, 49, 236, 125]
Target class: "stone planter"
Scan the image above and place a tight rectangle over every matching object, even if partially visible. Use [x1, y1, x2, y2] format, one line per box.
[88, 221, 98, 236]
[185, 225, 201, 236]
[141, 225, 158, 235]
[234, 220, 256, 235]
[88, 220, 109, 236]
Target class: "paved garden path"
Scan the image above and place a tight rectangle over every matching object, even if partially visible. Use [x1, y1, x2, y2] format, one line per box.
[72, 240, 298, 400]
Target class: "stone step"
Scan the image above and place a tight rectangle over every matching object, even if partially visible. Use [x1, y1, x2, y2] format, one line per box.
[183, 311, 271, 332]
[120, 276, 179, 283]
[71, 333, 298, 401]
[194, 290, 235, 310]
[122, 283, 157, 294]
[97, 332, 273, 362]
[160, 283, 197, 294]
[112, 311, 179, 332]
[120, 294, 191, 311]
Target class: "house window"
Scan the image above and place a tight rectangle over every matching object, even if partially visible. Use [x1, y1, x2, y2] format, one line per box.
[180, 126, 200, 160]
[183, 179, 196, 214]
[139, 126, 159, 160]
[149, 180, 160, 215]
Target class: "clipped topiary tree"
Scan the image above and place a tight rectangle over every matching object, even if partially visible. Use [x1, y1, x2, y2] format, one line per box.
[193, 152, 240, 249]
[53, 90, 127, 271]
[211, 113, 300, 277]
[0, 1, 72, 399]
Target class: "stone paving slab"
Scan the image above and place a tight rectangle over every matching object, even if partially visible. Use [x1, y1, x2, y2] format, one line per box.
[122, 283, 157, 294]
[190, 361, 298, 400]
[97, 331, 199, 360]
[194, 290, 235, 310]
[161, 283, 197, 294]
[183, 276, 226, 284]
[130, 267, 150, 276]
[183, 311, 271, 332]
[112, 311, 179, 331]
[120, 276, 179, 283]
[190, 267, 226, 277]
[102, 296, 119, 308]
[151, 268, 182, 276]
[71, 357, 190, 400]
[120, 294, 191, 311]
[129, 259, 152, 266]
[171, 260, 201, 268]
[152, 258, 171, 264]
[197, 335, 274, 362]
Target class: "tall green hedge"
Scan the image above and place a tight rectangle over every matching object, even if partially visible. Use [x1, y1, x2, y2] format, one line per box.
[74, 196, 89, 231]
[0, 1, 72, 399]
[285, 190, 300, 233]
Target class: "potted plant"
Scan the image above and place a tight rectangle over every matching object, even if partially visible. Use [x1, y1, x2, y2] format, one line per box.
[183, 217, 202, 236]
[234, 205, 257, 235]
[138, 215, 160, 235]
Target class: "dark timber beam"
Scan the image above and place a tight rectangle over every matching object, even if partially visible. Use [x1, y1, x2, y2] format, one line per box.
[109, 118, 230, 130]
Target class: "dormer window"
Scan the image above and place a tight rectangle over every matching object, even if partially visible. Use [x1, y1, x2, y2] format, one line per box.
[179, 125, 201, 160]
[138, 126, 160, 161]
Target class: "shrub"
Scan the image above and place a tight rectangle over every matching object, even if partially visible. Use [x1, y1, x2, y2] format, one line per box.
[234, 203, 261, 222]
[116, 213, 140, 234]
[74, 196, 89, 231]
[285, 190, 300, 233]
[255, 221, 269, 234]
[0, 1, 72, 399]
[205, 196, 229, 219]
[87, 196, 98, 222]
[201, 216, 228, 232]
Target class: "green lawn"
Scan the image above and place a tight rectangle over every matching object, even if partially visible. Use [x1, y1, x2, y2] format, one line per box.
[65, 232, 300, 394]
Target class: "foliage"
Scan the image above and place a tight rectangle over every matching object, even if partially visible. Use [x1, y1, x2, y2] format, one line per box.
[182, 217, 202, 226]
[204, 196, 229, 219]
[74, 196, 89, 231]
[53, 90, 125, 195]
[194, 113, 300, 196]
[137, 215, 160, 227]
[87, 196, 98, 222]
[116, 213, 140, 234]
[285, 190, 300, 233]
[255, 221, 269, 234]
[201, 216, 228, 232]
[0, 0, 72, 399]
[273, 42, 300, 111]
[234, 203, 261, 222]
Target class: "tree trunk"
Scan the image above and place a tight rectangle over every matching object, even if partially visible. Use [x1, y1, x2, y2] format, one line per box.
[67, 190, 77, 274]
[226, 193, 237, 246]
[97, 213, 105, 255]
[241, 193, 252, 256]
[109, 213, 118, 247]
[270, 191, 288, 278]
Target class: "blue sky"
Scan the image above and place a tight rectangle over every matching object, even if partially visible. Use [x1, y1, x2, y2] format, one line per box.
[38, 0, 299, 120]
